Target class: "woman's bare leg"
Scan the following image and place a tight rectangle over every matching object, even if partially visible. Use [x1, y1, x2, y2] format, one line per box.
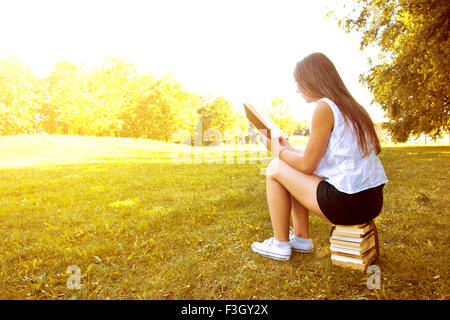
[290, 194, 310, 239]
[265, 158, 331, 242]
[266, 175, 292, 242]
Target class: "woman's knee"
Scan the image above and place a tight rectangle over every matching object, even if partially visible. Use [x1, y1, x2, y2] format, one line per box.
[266, 157, 284, 177]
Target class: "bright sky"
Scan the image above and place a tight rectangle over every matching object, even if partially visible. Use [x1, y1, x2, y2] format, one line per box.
[0, 0, 387, 122]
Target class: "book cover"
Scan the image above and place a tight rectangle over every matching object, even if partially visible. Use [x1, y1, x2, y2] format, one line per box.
[334, 223, 369, 229]
[330, 233, 371, 243]
[334, 223, 372, 235]
[243, 102, 285, 140]
[331, 228, 373, 238]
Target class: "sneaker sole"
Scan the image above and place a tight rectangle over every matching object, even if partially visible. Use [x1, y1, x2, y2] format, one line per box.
[251, 244, 291, 261]
[291, 247, 313, 253]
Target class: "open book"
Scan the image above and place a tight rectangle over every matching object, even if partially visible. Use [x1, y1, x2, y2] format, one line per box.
[243, 102, 285, 139]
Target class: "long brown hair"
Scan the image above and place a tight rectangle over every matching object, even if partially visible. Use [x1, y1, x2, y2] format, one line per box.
[294, 52, 381, 156]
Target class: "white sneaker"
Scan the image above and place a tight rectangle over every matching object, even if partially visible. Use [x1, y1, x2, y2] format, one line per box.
[289, 228, 313, 253]
[251, 237, 291, 261]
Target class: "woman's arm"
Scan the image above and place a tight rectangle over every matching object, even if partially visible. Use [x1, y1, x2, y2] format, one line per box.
[286, 145, 305, 155]
[279, 101, 334, 174]
[277, 136, 305, 155]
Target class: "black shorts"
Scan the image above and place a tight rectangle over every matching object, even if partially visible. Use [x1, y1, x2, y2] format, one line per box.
[316, 180, 385, 225]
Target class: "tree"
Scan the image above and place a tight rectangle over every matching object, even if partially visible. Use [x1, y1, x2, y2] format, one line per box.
[90, 57, 140, 137]
[120, 72, 156, 138]
[0, 55, 242, 142]
[195, 96, 241, 145]
[293, 120, 310, 136]
[330, 0, 449, 142]
[42, 61, 86, 134]
[135, 73, 200, 141]
[263, 98, 299, 137]
[197, 96, 236, 135]
[0, 56, 42, 135]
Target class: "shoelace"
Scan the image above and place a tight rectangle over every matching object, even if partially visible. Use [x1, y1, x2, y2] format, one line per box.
[263, 237, 275, 246]
[289, 227, 312, 244]
[289, 227, 295, 240]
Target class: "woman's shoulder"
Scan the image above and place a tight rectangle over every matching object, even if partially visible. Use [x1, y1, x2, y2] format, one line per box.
[311, 99, 335, 133]
[316, 97, 338, 111]
[314, 98, 337, 121]
[313, 99, 334, 116]
[316, 98, 347, 124]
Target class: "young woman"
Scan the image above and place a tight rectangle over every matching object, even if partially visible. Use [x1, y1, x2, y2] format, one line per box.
[251, 52, 388, 261]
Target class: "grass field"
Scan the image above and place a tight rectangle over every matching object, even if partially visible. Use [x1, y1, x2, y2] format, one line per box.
[0, 135, 448, 300]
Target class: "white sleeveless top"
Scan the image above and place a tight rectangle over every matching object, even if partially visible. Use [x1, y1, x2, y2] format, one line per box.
[314, 98, 388, 194]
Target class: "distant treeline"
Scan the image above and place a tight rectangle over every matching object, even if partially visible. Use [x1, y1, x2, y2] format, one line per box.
[0, 56, 309, 142]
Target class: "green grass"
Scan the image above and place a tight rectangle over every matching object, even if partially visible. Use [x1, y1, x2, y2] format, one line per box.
[0, 135, 448, 300]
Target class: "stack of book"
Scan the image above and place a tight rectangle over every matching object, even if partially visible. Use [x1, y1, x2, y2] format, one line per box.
[330, 222, 378, 271]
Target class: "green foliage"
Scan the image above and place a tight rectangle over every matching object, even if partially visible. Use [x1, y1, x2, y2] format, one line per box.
[43, 61, 92, 135]
[119, 72, 156, 138]
[330, 0, 450, 142]
[0, 56, 239, 141]
[88, 57, 140, 137]
[0, 56, 42, 135]
[263, 98, 300, 137]
[293, 120, 310, 136]
[133, 73, 200, 141]
[197, 96, 237, 136]
[374, 122, 390, 144]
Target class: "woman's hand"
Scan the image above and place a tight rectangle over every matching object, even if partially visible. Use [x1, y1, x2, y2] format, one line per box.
[259, 132, 282, 156]
[278, 136, 292, 150]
